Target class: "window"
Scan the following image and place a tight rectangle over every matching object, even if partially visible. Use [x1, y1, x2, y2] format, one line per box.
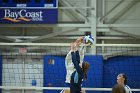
[35, 0, 40, 3]
[45, 0, 53, 3]
[13, 0, 30, 3]
[3, 0, 8, 3]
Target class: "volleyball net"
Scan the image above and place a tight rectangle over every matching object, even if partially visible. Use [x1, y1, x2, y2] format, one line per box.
[96, 44, 140, 59]
[0, 43, 140, 93]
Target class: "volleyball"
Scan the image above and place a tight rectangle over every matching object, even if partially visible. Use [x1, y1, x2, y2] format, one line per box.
[84, 35, 94, 45]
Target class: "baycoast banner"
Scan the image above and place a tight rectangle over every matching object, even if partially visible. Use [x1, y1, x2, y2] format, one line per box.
[0, 9, 58, 24]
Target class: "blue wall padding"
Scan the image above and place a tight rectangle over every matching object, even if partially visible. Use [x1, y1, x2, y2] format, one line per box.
[0, 55, 2, 93]
[83, 55, 103, 93]
[43, 55, 103, 93]
[103, 56, 140, 89]
[82, 55, 103, 88]
[43, 55, 65, 93]
[43, 55, 140, 93]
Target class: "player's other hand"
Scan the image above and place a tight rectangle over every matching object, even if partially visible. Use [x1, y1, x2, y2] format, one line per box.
[75, 36, 84, 46]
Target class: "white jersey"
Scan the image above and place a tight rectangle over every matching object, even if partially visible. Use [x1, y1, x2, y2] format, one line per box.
[65, 45, 86, 83]
[124, 85, 132, 93]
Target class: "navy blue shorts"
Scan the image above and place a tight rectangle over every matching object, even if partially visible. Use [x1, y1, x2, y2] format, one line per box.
[65, 83, 70, 87]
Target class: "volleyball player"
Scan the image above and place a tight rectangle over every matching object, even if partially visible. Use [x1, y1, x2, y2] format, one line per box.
[117, 73, 132, 93]
[60, 37, 86, 93]
[65, 37, 85, 84]
[112, 84, 126, 93]
[70, 42, 90, 93]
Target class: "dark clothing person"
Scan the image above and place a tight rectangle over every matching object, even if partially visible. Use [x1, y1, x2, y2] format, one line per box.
[70, 51, 84, 93]
[112, 84, 126, 93]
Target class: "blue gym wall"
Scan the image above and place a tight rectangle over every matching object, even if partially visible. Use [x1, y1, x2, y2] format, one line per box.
[43, 55, 140, 93]
[43, 55, 103, 93]
[103, 56, 140, 88]
[43, 55, 65, 93]
[83, 55, 103, 93]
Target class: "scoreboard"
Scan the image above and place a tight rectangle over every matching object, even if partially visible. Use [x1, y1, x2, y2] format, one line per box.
[0, 0, 58, 24]
[0, 0, 58, 8]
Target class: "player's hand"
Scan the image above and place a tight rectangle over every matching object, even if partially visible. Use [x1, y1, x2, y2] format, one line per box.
[76, 36, 84, 43]
[75, 36, 84, 46]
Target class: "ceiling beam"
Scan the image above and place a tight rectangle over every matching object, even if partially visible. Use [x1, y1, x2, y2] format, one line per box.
[7, 35, 135, 40]
[59, 8, 81, 21]
[100, 0, 125, 21]
[109, 0, 139, 23]
[79, 27, 110, 32]
[21, 28, 77, 42]
[0, 23, 90, 27]
[49, 36, 135, 40]
[0, 35, 15, 42]
[1, 23, 140, 28]
[59, 0, 86, 21]
[111, 28, 140, 39]
[97, 24, 140, 28]
[8, 36, 39, 39]
[59, 2, 82, 21]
